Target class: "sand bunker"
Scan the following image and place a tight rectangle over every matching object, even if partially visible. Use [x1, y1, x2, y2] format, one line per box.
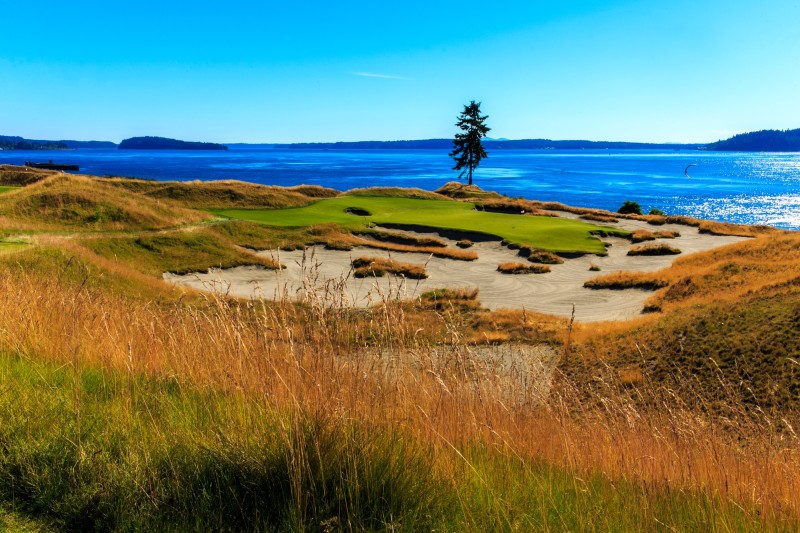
[164, 217, 747, 322]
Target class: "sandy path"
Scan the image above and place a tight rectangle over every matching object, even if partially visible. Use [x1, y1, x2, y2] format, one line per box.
[164, 218, 747, 322]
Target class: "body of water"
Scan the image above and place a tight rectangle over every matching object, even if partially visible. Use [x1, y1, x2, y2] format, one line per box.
[3, 147, 800, 229]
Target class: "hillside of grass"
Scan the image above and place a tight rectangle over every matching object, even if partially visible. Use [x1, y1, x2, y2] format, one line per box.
[105, 177, 340, 209]
[0, 164, 56, 186]
[566, 231, 800, 413]
[0, 174, 211, 231]
[213, 195, 628, 254]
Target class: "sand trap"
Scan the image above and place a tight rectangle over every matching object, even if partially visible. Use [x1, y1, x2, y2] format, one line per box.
[164, 217, 747, 322]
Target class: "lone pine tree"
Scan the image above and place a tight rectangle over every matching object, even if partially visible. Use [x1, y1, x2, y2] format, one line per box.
[450, 101, 490, 186]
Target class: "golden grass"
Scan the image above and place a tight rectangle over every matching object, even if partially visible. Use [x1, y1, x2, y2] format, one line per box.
[347, 235, 479, 261]
[0, 260, 797, 522]
[352, 256, 428, 279]
[630, 229, 680, 242]
[354, 228, 448, 248]
[497, 261, 551, 274]
[105, 177, 338, 209]
[346, 186, 448, 200]
[580, 213, 619, 223]
[471, 197, 550, 215]
[584, 231, 800, 314]
[583, 271, 669, 290]
[627, 242, 682, 255]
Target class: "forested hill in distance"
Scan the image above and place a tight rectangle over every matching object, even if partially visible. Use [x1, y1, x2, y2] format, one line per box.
[0, 136, 116, 150]
[706, 128, 800, 151]
[118, 136, 228, 150]
[0, 136, 67, 150]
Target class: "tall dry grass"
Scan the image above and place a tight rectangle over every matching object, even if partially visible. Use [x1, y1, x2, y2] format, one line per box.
[0, 256, 798, 526]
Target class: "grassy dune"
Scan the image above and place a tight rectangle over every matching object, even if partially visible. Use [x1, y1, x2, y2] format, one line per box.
[0, 174, 210, 231]
[0, 165, 797, 529]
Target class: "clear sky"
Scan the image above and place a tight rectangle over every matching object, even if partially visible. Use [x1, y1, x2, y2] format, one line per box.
[1, 0, 799, 143]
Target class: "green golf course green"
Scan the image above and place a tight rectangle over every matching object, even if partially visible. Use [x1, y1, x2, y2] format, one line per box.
[212, 196, 628, 253]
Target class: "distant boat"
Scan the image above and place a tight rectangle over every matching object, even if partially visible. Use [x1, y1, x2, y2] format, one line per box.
[25, 160, 79, 171]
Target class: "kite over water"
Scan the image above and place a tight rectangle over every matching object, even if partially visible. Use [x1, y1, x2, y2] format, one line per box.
[684, 164, 697, 178]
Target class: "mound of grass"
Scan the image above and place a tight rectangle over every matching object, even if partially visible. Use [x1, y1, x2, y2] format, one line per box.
[497, 262, 551, 274]
[472, 197, 548, 215]
[354, 228, 447, 248]
[630, 229, 681, 243]
[346, 186, 447, 200]
[457, 239, 474, 248]
[212, 196, 627, 254]
[435, 181, 503, 199]
[517, 246, 565, 264]
[418, 287, 481, 311]
[83, 230, 280, 276]
[352, 256, 428, 279]
[583, 273, 669, 290]
[628, 243, 682, 256]
[105, 177, 338, 209]
[0, 174, 209, 231]
[207, 220, 312, 251]
[581, 212, 619, 223]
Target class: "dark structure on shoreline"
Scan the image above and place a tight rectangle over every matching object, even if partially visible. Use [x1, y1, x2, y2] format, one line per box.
[25, 160, 79, 171]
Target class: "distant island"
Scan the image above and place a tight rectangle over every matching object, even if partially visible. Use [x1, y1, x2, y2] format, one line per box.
[62, 140, 117, 149]
[707, 128, 800, 152]
[118, 136, 228, 151]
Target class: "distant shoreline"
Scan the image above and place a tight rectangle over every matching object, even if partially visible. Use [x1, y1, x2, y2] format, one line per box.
[4, 127, 800, 152]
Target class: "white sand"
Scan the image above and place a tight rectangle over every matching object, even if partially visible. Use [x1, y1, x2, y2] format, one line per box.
[164, 217, 747, 322]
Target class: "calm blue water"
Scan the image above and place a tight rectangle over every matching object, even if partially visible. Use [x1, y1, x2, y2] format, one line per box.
[3, 147, 800, 229]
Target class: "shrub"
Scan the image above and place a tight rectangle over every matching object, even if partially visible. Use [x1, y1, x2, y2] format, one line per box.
[617, 201, 643, 215]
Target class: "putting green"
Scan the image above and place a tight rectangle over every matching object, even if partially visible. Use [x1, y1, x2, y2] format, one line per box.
[0, 186, 19, 194]
[212, 196, 628, 253]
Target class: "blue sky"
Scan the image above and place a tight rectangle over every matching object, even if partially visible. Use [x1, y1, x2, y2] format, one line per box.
[1, 0, 799, 143]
